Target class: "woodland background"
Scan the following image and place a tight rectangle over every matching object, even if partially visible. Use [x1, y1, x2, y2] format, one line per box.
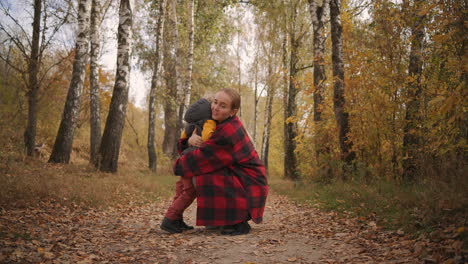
[0, 0, 466, 240]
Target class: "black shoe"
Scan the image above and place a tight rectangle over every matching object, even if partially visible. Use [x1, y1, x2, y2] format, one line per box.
[160, 217, 182, 234]
[177, 219, 194, 230]
[221, 221, 251, 236]
[220, 224, 236, 234]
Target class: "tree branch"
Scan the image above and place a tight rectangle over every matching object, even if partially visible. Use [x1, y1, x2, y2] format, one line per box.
[0, 1, 32, 49]
[0, 45, 27, 74]
[37, 49, 74, 90]
[297, 64, 314, 72]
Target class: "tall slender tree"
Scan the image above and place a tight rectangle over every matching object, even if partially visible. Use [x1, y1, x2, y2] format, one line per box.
[0, 1, 72, 156]
[49, 0, 92, 163]
[402, 0, 425, 181]
[281, 21, 290, 178]
[89, 0, 102, 165]
[148, 0, 167, 172]
[284, 1, 300, 180]
[161, 0, 179, 157]
[308, 0, 329, 168]
[98, 0, 133, 172]
[330, 0, 356, 178]
[183, 0, 195, 111]
[171, 0, 184, 149]
[24, 0, 43, 156]
[261, 47, 276, 168]
[252, 46, 260, 145]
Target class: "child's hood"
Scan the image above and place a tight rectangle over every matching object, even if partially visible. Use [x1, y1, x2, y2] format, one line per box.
[184, 98, 212, 123]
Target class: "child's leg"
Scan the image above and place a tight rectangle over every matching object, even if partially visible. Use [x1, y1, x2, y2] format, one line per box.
[165, 177, 196, 220]
[171, 178, 184, 202]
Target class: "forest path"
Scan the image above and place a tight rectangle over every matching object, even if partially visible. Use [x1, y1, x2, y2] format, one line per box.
[1, 191, 425, 263]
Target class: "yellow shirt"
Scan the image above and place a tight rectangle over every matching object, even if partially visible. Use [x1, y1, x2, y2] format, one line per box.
[180, 120, 217, 141]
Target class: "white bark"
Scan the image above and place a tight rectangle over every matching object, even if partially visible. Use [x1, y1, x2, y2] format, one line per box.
[90, 0, 102, 165]
[184, 0, 195, 109]
[147, 0, 167, 172]
[98, 0, 133, 172]
[49, 0, 91, 163]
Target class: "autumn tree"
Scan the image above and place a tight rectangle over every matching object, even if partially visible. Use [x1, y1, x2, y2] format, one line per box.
[401, 0, 426, 182]
[330, 0, 356, 177]
[183, 0, 196, 117]
[308, 0, 329, 169]
[89, 0, 103, 165]
[284, 0, 312, 180]
[161, 0, 179, 157]
[147, 0, 167, 172]
[0, 0, 71, 156]
[98, 0, 133, 172]
[49, 0, 92, 163]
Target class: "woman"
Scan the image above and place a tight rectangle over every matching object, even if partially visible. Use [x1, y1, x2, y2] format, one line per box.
[173, 88, 268, 235]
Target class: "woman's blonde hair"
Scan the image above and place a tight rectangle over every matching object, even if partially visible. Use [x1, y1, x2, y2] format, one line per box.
[219, 88, 241, 111]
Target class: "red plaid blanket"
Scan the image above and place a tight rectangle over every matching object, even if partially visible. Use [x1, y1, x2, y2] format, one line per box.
[174, 116, 268, 226]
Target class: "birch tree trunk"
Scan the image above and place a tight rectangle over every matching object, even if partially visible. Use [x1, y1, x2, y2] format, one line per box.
[236, 29, 243, 119]
[148, 0, 167, 172]
[162, 0, 179, 157]
[284, 5, 300, 180]
[308, 0, 329, 167]
[261, 52, 275, 168]
[253, 50, 259, 145]
[89, 0, 102, 165]
[330, 0, 356, 178]
[281, 29, 290, 178]
[24, 0, 42, 156]
[172, 0, 184, 157]
[98, 0, 132, 172]
[49, 0, 91, 163]
[402, 0, 425, 182]
[183, 0, 195, 110]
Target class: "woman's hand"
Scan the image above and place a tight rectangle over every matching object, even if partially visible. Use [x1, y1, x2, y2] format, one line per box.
[188, 128, 203, 147]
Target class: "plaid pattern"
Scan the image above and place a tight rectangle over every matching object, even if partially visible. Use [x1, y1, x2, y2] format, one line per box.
[174, 116, 268, 226]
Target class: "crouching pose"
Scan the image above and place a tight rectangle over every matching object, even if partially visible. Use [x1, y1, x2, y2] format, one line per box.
[173, 88, 268, 235]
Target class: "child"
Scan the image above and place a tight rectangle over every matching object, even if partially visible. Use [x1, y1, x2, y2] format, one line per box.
[160, 97, 216, 234]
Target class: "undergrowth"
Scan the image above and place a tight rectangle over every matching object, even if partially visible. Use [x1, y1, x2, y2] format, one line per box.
[0, 156, 177, 210]
[269, 175, 468, 236]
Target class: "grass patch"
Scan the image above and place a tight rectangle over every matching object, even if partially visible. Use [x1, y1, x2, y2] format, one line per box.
[269, 176, 468, 235]
[0, 157, 178, 209]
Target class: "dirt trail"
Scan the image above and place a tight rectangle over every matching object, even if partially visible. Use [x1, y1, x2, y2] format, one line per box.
[0, 192, 441, 263]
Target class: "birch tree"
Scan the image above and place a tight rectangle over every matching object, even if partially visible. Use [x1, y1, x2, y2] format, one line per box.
[281, 24, 290, 178]
[261, 47, 277, 168]
[330, 0, 356, 177]
[184, 0, 195, 115]
[171, 0, 184, 143]
[161, 0, 179, 157]
[98, 0, 133, 172]
[284, 0, 308, 180]
[49, 0, 92, 163]
[308, 0, 329, 167]
[252, 47, 260, 144]
[89, 0, 102, 165]
[148, 0, 167, 172]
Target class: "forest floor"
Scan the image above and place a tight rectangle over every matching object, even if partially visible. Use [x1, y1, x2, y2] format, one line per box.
[1, 190, 464, 264]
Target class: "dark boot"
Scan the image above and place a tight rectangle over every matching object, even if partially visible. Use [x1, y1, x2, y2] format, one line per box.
[160, 217, 182, 234]
[221, 221, 251, 236]
[177, 219, 194, 230]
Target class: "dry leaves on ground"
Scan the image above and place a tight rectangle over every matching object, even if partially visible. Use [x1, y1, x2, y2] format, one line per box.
[0, 192, 465, 263]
